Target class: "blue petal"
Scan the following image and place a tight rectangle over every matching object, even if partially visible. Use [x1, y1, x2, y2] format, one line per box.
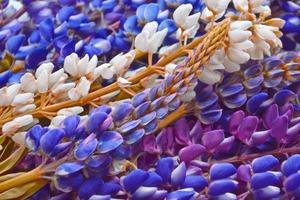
[124, 129, 145, 145]
[87, 112, 108, 133]
[89, 195, 111, 200]
[136, 4, 147, 21]
[39, 18, 54, 42]
[182, 175, 208, 192]
[199, 109, 222, 125]
[119, 120, 141, 133]
[78, 177, 104, 200]
[252, 155, 279, 173]
[55, 162, 84, 176]
[156, 107, 169, 119]
[50, 141, 72, 157]
[151, 190, 168, 200]
[100, 182, 121, 195]
[98, 131, 123, 153]
[208, 180, 238, 196]
[63, 115, 80, 138]
[6, 34, 25, 54]
[86, 155, 112, 172]
[253, 186, 281, 199]
[284, 173, 300, 192]
[101, 0, 117, 10]
[123, 16, 140, 35]
[25, 47, 48, 70]
[74, 134, 98, 160]
[171, 162, 186, 187]
[123, 169, 149, 193]
[0, 70, 13, 88]
[132, 92, 148, 107]
[167, 188, 195, 200]
[91, 105, 112, 114]
[251, 172, 281, 190]
[274, 89, 295, 106]
[132, 186, 157, 200]
[140, 112, 156, 126]
[246, 92, 269, 113]
[210, 163, 236, 180]
[112, 102, 134, 122]
[68, 13, 88, 28]
[40, 128, 65, 155]
[25, 125, 48, 151]
[143, 172, 163, 187]
[144, 119, 158, 134]
[282, 154, 300, 176]
[144, 3, 159, 22]
[57, 6, 76, 22]
[54, 172, 84, 192]
[158, 19, 177, 34]
[156, 157, 174, 183]
[134, 101, 151, 118]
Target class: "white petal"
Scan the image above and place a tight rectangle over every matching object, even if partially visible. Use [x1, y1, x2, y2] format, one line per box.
[230, 21, 252, 30]
[200, 7, 214, 22]
[173, 4, 193, 27]
[117, 77, 131, 88]
[64, 53, 79, 77]
[198, 68, 222, 85]
[7, 84, 21, 104]
[100, 90, 120, 101]
[255, 27, 277, 41]
[87, 55, 98, 74]
[209, 49, 225, 65]
[205, 0, 231, 13]
[20, 73, 37, 93]
[182, 24, 199, 38]
[229, 30, 252, 43]
[57, 106, 84, 116]
[166, 63, 177, 73]
[15, 115, 34, 127]
[224, 56, 241, 72]
[12, 132, 26, 145]
[49, 69, 65, 88]
[248, 46, 264, 60]
[68, 88, 81, 100]
[233, 0, 249, 12]
[37, 70, 49, 93]
[206, 63, 225, 71]
[11, 93, 34, 106]
[181, 90, 196, 102]
[124, 50, 136, 66]
[77, 77, 91, 97]
[35, 62, 54, 77]
[256, 39, 271, 56]
[50, 116, 66, 128]
[110, 53, 126, 72]
[184, 12, 200, 29]
[228, 47, 250, 64]
[232, 40, 254, 50]
[135, 31, 150, 52]
[78, 54, 89, 76]
[142, 21, 158, 36]
[148, 28, 168, 53]
[97, 64, 114, 80]
[13, 104, 36, 114]
[52, 83, 76, 94]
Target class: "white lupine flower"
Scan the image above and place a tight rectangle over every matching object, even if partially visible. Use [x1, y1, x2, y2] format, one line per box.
[52, 82, 76, 94]
[135, 21, 168, 53]
[201, 0, 231, 21]
[2, 115, 33, 134]
[223, 21, 253, 72]
[11, 93, 34, 106]
[94, 50, 136, 80]
[12, 132, 26, 146]
[173, 4, 200, 34]
[68, 77, 91, 100]
[13, 104, 36, 114]
[249, 19, 284, 60]
[0, 84, 21, 106]
[57, 106, 84, 116]
[50, 116, 66, 128]
[198, 49, 225, 84]
[64, 53, 98, 78]
[165, 63, 178, 73]
[117, 77, 132, 88]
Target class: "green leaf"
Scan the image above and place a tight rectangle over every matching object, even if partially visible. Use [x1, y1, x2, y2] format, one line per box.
[0, 146, 26, 175]
[0, 180, 47, 200]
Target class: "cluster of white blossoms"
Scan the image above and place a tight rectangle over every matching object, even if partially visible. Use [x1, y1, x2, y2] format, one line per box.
[198, 0, 284, 84]
[0, 51, 137, 134]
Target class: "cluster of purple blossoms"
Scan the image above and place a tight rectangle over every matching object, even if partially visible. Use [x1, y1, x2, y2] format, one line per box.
[0, 0, 300, 200]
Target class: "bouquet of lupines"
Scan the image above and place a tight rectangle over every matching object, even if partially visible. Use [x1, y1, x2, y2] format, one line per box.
[0, 0, 300, 199]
